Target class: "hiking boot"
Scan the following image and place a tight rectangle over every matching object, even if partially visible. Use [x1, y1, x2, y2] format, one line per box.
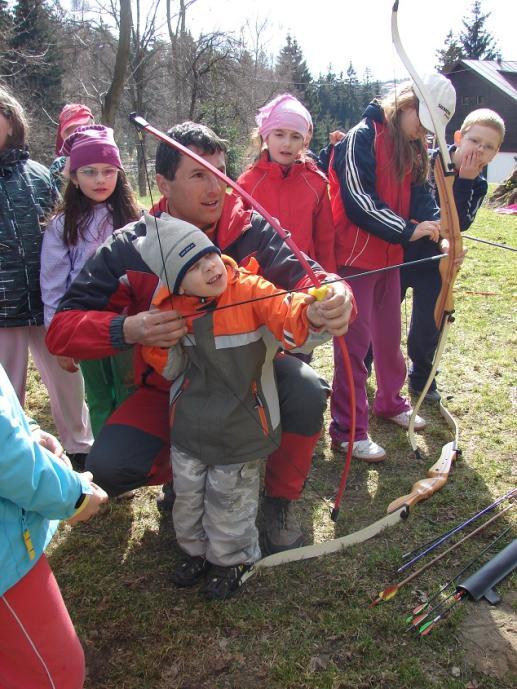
[200, 563, 251, 601]
[262, 496, 304, 554]
[386, 410, 427, 431]
[156, 481, 175, 513]
[171, 555, 211, 587]
[331, 437, 386, 463]
[409, 385, 441, 404]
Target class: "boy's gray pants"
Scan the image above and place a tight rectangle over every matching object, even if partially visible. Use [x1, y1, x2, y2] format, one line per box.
[171, 445, 262, 566]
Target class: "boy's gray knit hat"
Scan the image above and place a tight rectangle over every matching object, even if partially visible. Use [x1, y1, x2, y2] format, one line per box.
[140, 212, 221, 294]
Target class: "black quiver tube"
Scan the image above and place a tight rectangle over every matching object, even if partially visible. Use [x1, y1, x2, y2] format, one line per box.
[457, 539, 517, 605]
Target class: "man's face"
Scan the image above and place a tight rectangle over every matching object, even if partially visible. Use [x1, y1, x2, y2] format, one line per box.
[156, 147, 227, 229]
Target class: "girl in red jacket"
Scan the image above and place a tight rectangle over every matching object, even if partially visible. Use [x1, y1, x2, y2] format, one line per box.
[238, 93, 336, 273]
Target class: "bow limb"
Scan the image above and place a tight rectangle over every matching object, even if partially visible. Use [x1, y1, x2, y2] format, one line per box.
[130, 114, 356, 518]
[391, 2, 452, 169]
[240, 505, 408, 584]
[386, 442, 455, 514]
[391, 3, 462, 464]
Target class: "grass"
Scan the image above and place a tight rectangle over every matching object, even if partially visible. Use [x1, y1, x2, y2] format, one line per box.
[26, 204, 516, 689]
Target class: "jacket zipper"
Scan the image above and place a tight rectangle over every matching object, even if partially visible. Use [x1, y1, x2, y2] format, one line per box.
[252, 381, 269, 437]
[169, 378, 190, 429]
[21, 510, 36, 561]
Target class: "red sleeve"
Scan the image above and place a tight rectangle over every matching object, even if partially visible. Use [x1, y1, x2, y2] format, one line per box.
[149, 196, 168, 216]
[313, 186, 337, 273]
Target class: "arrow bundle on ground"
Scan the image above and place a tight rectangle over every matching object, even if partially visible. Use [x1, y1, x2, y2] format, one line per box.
[406, 538, 516, 637]
[405, 526, 513, 633]
[371, 501, 514, 605]
[398, 489, 516, 573]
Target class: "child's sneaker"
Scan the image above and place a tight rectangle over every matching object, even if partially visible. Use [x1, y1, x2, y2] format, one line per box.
[200, 563, 252, 601]
[171, 555, 210, 587]
[331, 437, 386, 463]
[387, 410, 427, 430]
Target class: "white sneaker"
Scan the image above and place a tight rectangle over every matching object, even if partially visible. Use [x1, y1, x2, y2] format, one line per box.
[387, 410, 427, 431]
[332, 437, 386, 463]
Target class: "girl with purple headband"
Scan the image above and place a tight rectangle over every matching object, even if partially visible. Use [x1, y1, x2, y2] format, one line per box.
[41, 126, 141, 446]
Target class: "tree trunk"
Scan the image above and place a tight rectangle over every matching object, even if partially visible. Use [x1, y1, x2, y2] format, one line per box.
[102, 0, 132, 127]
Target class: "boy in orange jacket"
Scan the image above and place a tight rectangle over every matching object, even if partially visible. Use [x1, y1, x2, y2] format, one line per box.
[139, 212, 333, 600]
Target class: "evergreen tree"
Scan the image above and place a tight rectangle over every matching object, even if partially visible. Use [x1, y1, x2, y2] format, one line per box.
[276, 35, 311, 93]
[275, 35, 318, 121]
[8, 2, 64, 110]
[5, 1, 65, 160]
[459, 0, 500, 60]
[343, 62, 360, 129]
[436, 29, 464, 71]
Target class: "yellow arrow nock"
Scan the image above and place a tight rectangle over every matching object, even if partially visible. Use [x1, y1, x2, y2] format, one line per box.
[308, 286, 329, 302]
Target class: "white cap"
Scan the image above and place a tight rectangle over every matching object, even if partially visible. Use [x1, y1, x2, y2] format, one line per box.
[413, 73, 456, 134]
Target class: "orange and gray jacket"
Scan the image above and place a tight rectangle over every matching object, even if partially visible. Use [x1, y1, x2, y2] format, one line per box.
[140, 255, 331, 466]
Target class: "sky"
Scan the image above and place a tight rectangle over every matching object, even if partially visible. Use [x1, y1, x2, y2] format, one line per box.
[186, 0, 517, 82]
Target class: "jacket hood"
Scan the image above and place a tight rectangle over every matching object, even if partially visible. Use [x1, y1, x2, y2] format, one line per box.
[362, 100, 385, 124]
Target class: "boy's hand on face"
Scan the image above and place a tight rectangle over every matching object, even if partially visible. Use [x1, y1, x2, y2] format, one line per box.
[457, 149, 483, 180]
[123, 310, 187, 347]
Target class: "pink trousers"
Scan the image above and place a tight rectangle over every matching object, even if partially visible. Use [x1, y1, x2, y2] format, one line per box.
[0, 555, 85, 689]
[330, 267, 410, 443]
[0, 325, 93, 454]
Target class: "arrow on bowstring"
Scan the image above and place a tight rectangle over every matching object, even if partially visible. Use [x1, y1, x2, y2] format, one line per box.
[175, 254, 446, 320]
[464, 234, 517, 252]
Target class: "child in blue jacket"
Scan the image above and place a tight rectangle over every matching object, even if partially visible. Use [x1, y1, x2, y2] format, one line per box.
[0, 364, 107, 689]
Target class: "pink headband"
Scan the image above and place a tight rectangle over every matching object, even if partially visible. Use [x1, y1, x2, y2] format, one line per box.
[256, 93, 313, 140]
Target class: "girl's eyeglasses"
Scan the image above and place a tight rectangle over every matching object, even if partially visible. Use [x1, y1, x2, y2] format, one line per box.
[77, 167, 119, 179]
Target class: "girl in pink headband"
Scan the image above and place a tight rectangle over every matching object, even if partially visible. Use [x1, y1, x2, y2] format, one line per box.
[238, 94, 336, 278]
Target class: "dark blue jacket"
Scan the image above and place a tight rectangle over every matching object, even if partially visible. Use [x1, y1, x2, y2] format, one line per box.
[0, 148, 58, 327]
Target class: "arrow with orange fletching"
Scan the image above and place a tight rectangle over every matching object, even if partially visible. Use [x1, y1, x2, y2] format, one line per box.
[405, 524, 512, 628]
[370, 501, 514, 605]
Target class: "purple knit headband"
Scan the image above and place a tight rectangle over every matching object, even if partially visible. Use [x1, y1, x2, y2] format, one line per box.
[61, 125, 122, 172]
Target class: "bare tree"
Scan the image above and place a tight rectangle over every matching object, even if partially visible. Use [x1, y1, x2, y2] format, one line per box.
[102, 0, 132, 126]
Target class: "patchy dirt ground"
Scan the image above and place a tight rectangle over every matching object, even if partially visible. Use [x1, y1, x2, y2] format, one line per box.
[460, 591, 517, 683]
